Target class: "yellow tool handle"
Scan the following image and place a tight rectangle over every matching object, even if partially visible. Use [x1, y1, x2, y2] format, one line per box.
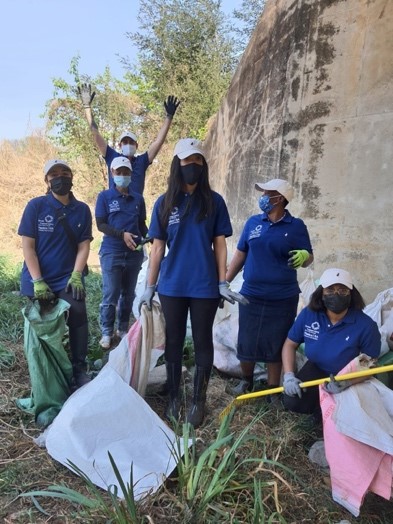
[235, 364, 393, 402]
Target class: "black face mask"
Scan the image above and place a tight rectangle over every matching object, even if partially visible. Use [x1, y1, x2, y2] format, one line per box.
[180, 163, 203, 186]
[50, 176, 73, 196]
[322, 294, 351, 314]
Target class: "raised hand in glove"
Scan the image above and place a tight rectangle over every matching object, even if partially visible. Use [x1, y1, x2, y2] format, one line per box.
[77, 83, 96, 108]
[139, 284, 156, 312]
[219, 281, 249, 306]
[33, 280, 56, 302]
[288, 249, 310, 269]
[283, 372, 302, 398]
[323, 374, 351, 394]
[164, 95, 180, 118]
[65, 271, 86, 300]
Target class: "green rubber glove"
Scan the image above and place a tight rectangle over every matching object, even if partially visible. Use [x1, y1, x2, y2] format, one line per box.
[33, 280, 55, 301]
[135, 236, 153, 252]
[288, 249, 310, 269]
[65, 271, 85, 300]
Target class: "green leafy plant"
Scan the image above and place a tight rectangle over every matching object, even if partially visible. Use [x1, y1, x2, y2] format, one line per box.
[168, 413, 295, 522]
[20, 452, 148, 523]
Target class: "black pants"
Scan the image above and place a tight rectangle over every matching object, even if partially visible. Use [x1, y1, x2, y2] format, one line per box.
[57, 289, 88, 368]
[283, 360, 326, 415]
[158, 294, 220, 369]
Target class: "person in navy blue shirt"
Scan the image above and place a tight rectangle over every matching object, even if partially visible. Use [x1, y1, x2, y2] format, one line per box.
[78, 83, 180, 195]
[139, 138, 246, 428]
[282, 268, 381, 415]
[225, 178, 314, 397]
[18, 159, 93, 388]
[95, 156, 148, 349]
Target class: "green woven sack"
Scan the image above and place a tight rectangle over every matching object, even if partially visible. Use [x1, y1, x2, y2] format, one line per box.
[17, 299, 73, 428]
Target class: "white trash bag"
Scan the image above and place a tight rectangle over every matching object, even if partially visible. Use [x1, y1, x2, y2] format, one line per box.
[364, 288, 393, 356]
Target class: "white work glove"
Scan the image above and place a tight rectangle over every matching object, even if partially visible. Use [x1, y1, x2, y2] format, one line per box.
[219, 281, 249, 306]
[138, 285, 156, 312]
[283, 372, 302, 398]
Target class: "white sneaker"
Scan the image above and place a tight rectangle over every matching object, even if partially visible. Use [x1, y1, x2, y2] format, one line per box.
[99, 335, 112, 349]
[116, 330, 127, 339]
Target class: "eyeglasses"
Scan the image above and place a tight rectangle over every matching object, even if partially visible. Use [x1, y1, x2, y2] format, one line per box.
[323, 287, 351, 297]
[263, 193, 281, 201]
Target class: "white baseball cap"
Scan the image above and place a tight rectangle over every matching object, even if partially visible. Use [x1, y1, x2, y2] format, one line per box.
[319, 268, 353, 290]
[119, 131, 138, 143]
[173, 138, 204, 160]
[44, 159, 72, 176]
[110, 156, 132, 172]
[255, 179, 294, 202]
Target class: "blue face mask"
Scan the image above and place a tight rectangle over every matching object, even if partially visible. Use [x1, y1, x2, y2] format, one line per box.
[259, 194, 279, 214]
[113, 175, 131, 188]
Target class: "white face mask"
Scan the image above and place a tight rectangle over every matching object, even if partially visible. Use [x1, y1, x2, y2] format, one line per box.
[121, 144, 136, 157]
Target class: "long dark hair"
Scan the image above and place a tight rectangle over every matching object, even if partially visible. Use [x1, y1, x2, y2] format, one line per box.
[159, 155, 214, 227]
[308, 285, 366, 312]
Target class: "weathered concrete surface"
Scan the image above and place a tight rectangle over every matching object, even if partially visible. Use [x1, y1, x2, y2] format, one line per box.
[204, 0, 393, 302]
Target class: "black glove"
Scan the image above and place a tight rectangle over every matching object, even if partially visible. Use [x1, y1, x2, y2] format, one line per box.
[164, 96, 180, 118]
[77, 83, 96, 108]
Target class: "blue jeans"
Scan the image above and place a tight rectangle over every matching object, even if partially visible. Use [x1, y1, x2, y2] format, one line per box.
[99, 251, 143, 336]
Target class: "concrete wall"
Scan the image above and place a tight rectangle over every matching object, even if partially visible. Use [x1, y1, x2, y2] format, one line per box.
[204, 0, 393, 302]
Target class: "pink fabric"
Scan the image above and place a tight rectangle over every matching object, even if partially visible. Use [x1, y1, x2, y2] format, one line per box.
[126, 319, 142, 386]
[321, 358, 393, 516]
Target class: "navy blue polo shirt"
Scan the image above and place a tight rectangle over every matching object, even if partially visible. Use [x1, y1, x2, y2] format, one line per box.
[104, 146, 150, 195]
[288, 307, 381, 375]
[95, 186, 147, 255]
[18, 193, 92, 295]
[237, 212, 313, 299]
[148, 191, 233, 298]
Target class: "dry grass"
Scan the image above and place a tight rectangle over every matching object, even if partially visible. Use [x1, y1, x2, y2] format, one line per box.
[1, 137, 391, 522]
[1, 347, 392, 523]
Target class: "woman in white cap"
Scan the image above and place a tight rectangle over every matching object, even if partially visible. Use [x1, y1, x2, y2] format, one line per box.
[282, 268, 381, 415]
[95, 156, 148, 349]
[139, 138, 246, 428]
[18, 159, 93, 389]
[226, 178, 313, 397]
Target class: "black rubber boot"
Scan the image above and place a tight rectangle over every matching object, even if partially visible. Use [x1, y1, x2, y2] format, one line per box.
[186, 366, 211, 428]
[165, 361, 182, 421]
[70, 323, 91, 388]
[225, 375, 254, 396]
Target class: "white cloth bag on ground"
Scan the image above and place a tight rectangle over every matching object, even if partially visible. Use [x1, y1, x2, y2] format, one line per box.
[45, 303, 187, 500]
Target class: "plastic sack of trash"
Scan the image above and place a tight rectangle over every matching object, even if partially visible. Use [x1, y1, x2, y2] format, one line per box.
[364, 287, 393, 356]
[297, 269, 317, 314]
[16, 299, 73, 428]
[44, 303, 188, 501]
[213, 273, 266, 380]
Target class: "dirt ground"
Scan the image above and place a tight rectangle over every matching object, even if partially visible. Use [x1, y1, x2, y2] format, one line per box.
[1, 341, 392, 523]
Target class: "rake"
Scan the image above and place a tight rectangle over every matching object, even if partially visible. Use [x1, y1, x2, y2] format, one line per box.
[219, 363, 393, 420]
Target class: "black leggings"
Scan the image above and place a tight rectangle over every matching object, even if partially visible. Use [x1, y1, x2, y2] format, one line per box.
[158, 294, 220, 369]
[57, 289, 88, 367]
